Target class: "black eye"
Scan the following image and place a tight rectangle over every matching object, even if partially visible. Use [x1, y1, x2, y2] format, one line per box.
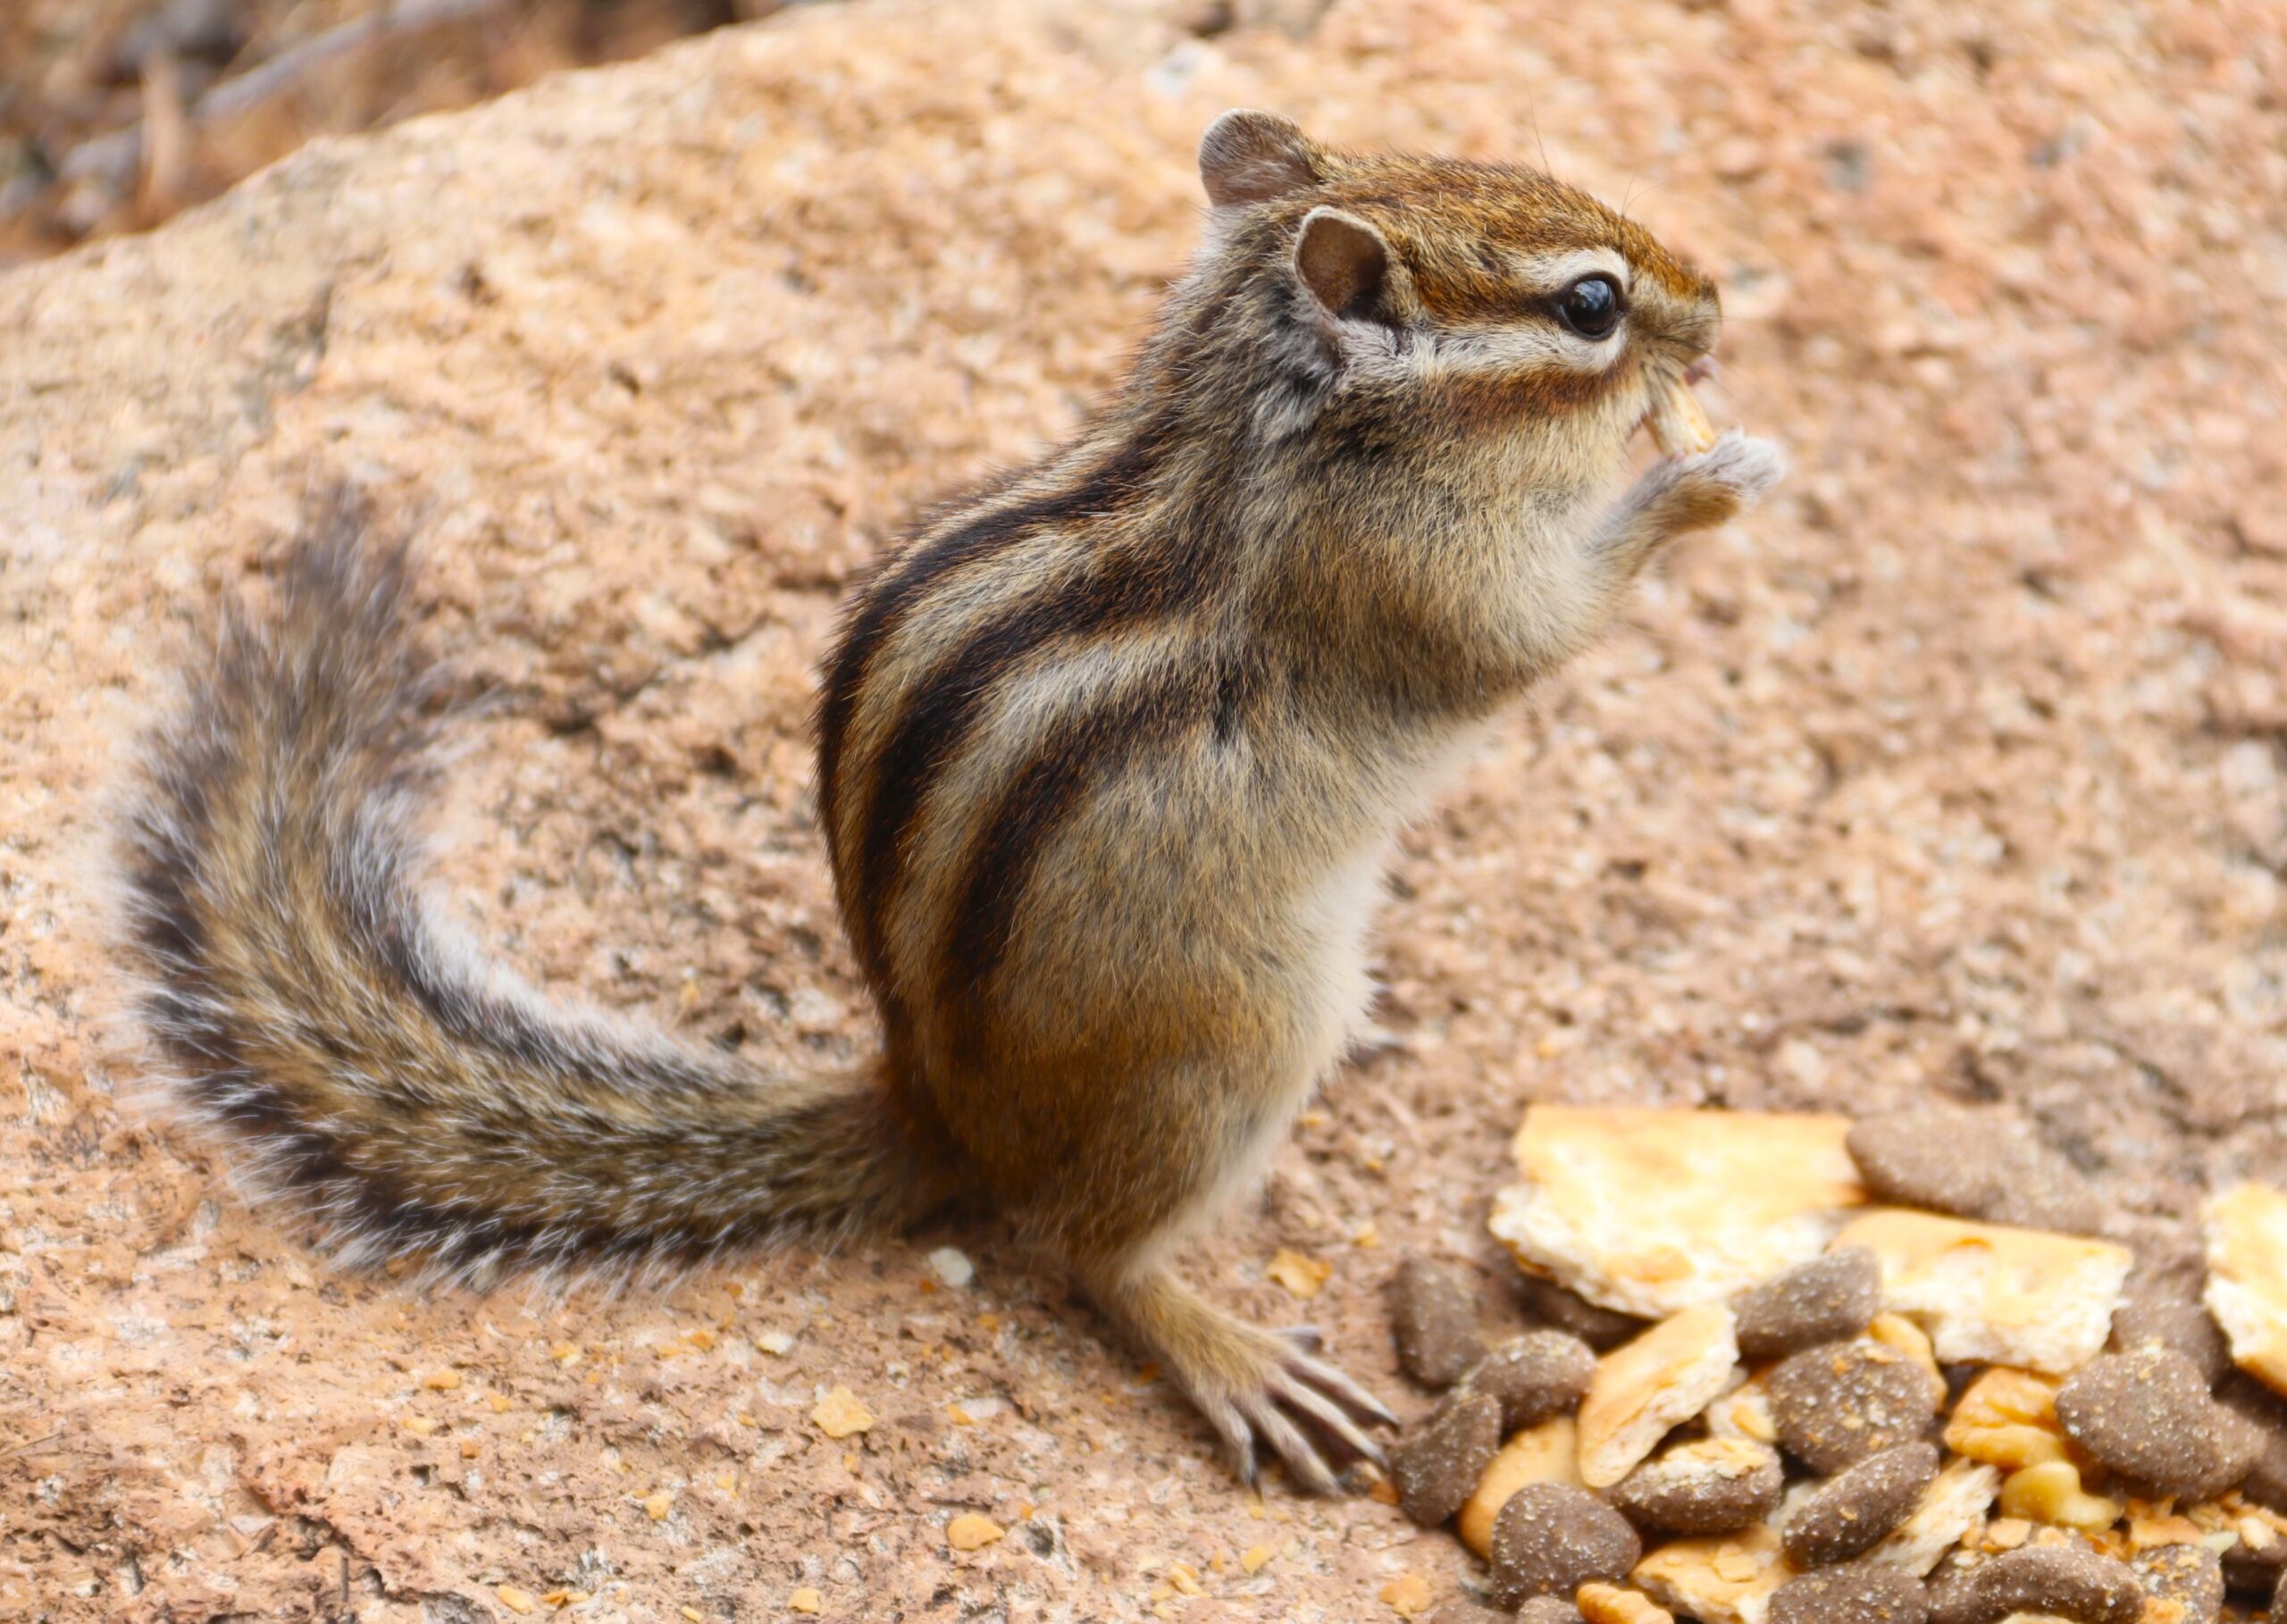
[1556, 274, 1623, 339]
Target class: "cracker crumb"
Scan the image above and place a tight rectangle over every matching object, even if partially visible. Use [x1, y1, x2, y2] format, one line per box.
[643, 1491, 674, 1521]
[1269, 1249, 1333, 1299]
[1379, 1573, 1434, 1616]
[1243, 1544, 1274, 1573]
[810, 1386, 874, 1438]
[497, 1586, 537, 1615]
[788, 1587, 822, 1613]
[947, 1512, 1005, 1550]
[423, 1369, 461, 1390]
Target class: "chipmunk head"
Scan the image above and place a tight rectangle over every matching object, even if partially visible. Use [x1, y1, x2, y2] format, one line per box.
[1192, 110, 1720, 469]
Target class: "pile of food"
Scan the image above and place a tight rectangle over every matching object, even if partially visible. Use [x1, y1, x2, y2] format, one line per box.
[1383, 1106, 2287, 1624]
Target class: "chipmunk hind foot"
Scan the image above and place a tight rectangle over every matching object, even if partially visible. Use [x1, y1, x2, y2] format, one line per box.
[1084, 1260, 1394, 1494]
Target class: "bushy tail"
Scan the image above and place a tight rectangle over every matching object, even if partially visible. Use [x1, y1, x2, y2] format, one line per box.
[112, 497, 962, 1288]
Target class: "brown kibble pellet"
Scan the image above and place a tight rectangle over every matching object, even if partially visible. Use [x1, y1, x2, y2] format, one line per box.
[1768, 1339, 1943, 1474]
[1511, 1600, 1586, 1624]
[1607, 1438, 1785, 1535]
[1845, 1108, 2103, 1234]
[2054, 1347, 2237, 1498]
[1487, 1483, 1642, 1609]
[1781, 1441, 1940, 1567]
[1391, 1257, 1486, 1389]
[2222, 1373, 2287, 1511]
[1768, 1564, 1931, 1624]
[1966, 1544, 2144, 1624]
[1734, 1248, 1881, 1362]
[1460, 1331, 1596, 1433]
[1923, 1554, 1987, 1624]
[1392, 1387, 1502, 1528]
[1518, 1276, 1645, 1352]
[2110, 1292, 2231, 1385]
[2131, 1543, 2223, 1624]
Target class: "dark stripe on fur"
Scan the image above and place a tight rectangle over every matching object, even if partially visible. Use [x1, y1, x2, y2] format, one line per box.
[818, 415, 1180, 984]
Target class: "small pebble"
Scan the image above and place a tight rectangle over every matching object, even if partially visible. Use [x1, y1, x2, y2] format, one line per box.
[1768, 1564, 1931, 1624]
[1511, 1601, 1586, 1624]
[2130, 1543, 2223, 1624]
[2109, 1292, 2231, 1384]
[1966, 1544, 2144, 1624]
[1769, 1339, 1943, 1474]
[1392, 1388, 1502, 1528]
[1608, 1439, 1785, 1535]
[1391, 1257, 1485, 1388]
[1488, 1483, 1643, 1609]
[1735, 1248, 1882, 1361]
[2054, 1347, 2235, 1498]
[1845, 1108, 2102, 1234]
[1782, 1441, 1941, 1566]
[1518, 1276, 1644, 1352]
[1460, 1330, 1596, 1432]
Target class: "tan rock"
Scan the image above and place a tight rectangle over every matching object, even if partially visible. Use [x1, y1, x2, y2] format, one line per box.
[1578, 1304, 1741, 1489]
[1835, 1210, 2132, 1373]
[2205, 1183, 2287, 1396]
[1491, 1109, 1864, 1318]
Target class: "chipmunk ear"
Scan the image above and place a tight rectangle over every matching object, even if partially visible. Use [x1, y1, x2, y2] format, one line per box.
[1294, 207, 1390, 322]
[1199, 109, 1319, 208]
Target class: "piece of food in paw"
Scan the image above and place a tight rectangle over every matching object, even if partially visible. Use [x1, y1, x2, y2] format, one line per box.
[1518, 1275, 1647, 1352]
[1462, 1330, 1598, 1432]
[2054, 1347, 2241, 1499]
[1858, 1460, 2001, 1578]
[1964, 1544, 2144, 1624]
[1767, 1563, 1931, 1624]
[1832, 1209, 2132, 1374]
[2109, 1291, 2232, 1385]
[1843, 1108, 2104, 1235]
[1735, 1248, 1884, 1362]
[1575, 1582, 1675, 1624]
[1510, 1600, 1587, 1624]
[1609, 1438, 1787, 1535]
[1644, 376, 1717, 458]
[1490, 1107, 1864, 1321]
[1487, 1483, 1643, 1610]
[1392, 1256, 1487, 1389]
[1394, 1388, 1504, 1528]
[1768, 1336, 1944, 1475]
[2203, 1182, 2287, 1398]
[2218, 1373, 2287, 1511]
[1630, 1523, 1795, 1624]
[1992, 1459, 2121, 1533]
[1459, 1415, 1584, 1558]
[1943, 1368, 2073, 1470]
[1578, 1304, 1742, 1488]
[2128, 1542, 2224, 1624]
[1782, 1441, 1942, 1566]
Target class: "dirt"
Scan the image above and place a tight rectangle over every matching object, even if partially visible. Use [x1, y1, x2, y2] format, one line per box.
[1, 0, 2283, 1619]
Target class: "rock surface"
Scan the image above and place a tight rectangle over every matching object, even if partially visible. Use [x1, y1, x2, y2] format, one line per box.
[3, 0, 2285, 1619]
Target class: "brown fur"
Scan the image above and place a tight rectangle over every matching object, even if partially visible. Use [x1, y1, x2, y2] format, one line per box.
[113, 113, 1780, 1490]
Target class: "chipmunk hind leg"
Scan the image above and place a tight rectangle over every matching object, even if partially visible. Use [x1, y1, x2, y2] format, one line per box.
[1076, 1255, 1395, 1493]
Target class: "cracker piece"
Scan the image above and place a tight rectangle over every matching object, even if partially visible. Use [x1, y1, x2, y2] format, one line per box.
[1834, 1210, 2132, 1373]
[2204, 1183, 2287, 1397]
[1860, 1460, 2002, 1577]
[1578, 1304, 1741, 1488]
[1631, 1523, 1796, 1624]
[1460, 1415, 1583, 1559]
[1491, 1108, 1864, 1319]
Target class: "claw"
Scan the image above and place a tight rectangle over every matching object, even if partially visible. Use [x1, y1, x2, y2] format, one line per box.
[1291, 1350, 1399, 1427]
[1276, 1373, 1388, 1469]
[1277, 1325, 1326, 1353]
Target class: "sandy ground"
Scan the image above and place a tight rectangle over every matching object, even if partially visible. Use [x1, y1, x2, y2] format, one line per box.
[2, 0, 2284, 1619]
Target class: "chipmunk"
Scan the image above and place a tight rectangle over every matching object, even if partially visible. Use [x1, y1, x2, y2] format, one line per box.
[113, 111, 1781, 1492]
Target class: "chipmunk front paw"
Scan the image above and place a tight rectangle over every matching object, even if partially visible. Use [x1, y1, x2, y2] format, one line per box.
[1645, 429, 1787, 533]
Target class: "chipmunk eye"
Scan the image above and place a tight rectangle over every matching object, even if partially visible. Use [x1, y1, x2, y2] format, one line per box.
[1556, 274, 1622, 339]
